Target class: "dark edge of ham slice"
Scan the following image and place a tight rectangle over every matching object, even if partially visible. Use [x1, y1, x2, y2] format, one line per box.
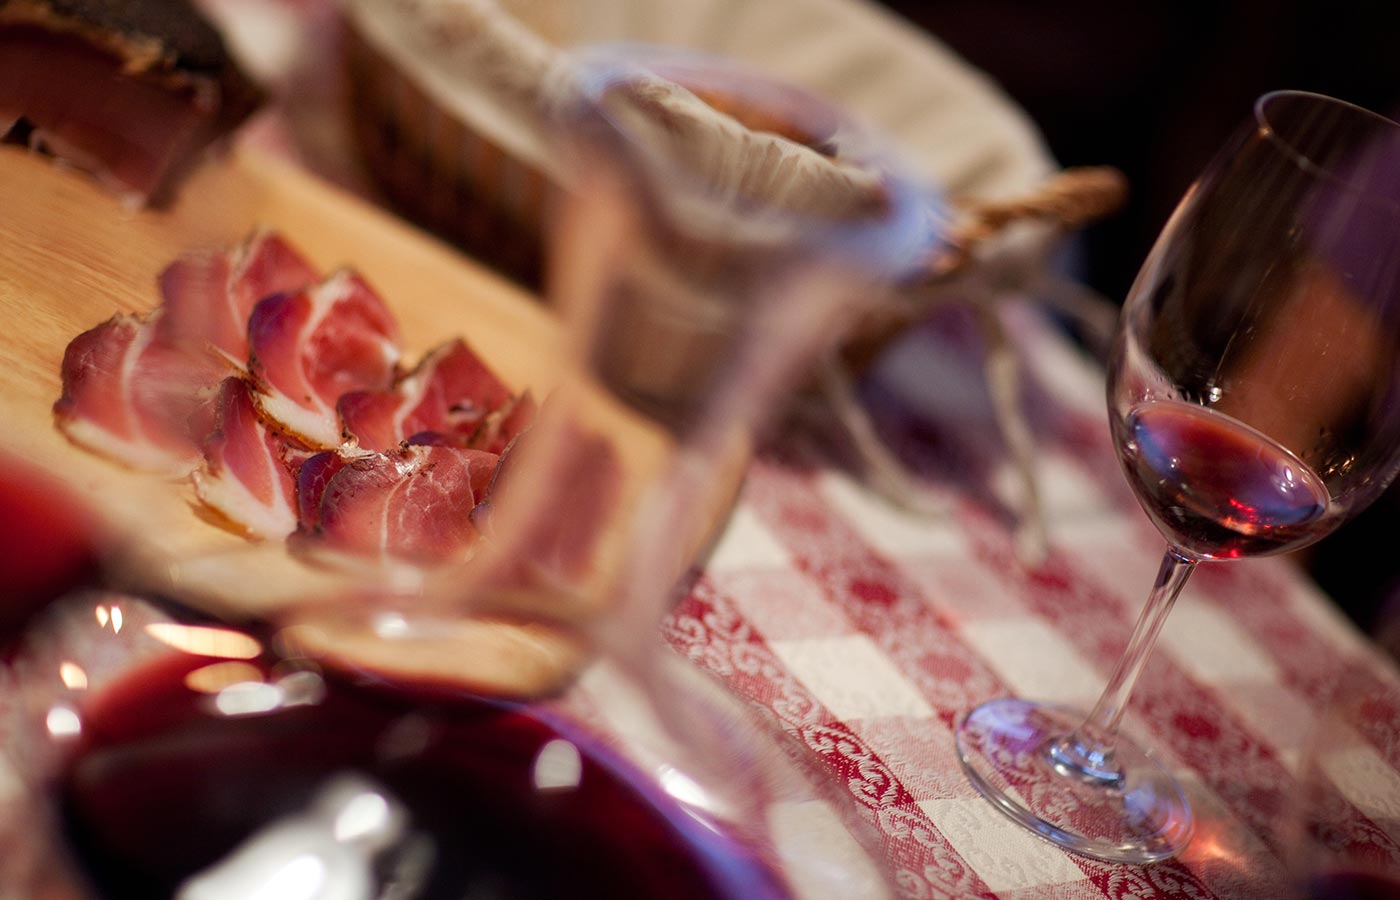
[295, 450, 351, 534]
[467, 390, 537, 455]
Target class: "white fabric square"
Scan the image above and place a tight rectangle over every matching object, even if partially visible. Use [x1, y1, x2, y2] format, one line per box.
[903, 555, 1025, 625]
[959, 619, 1104, 704]
[1320, 736, 1400, 830]
[713, 569, 854, 640]
[918, 798, 1085, 893]
[1285, 577, 1373, 658]
[817, 470, 962, 559]
[768, 800, 891, 900]
[1160, 601, 1279, 685]
[704, 504, 793, 573]
[1221, 684, 1317, 773]
[1057, 519, 1162, 612]
[990, 454, 1106, 526]
[769, 635, 933, 720]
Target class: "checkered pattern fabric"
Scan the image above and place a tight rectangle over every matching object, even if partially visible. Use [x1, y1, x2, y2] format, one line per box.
[664, 304, 1400, 899]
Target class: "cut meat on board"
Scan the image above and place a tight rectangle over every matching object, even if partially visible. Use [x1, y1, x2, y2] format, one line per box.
[0, 0, 262, 205]
[338, 338, 519, 451]
[248, 270, 403, 448]
[311, 443, 500, 562]
[192, 377, 313, 541]
[54, 311, 227, 476]
[55, 230, 538, 566]
[158, 230, 318, 365]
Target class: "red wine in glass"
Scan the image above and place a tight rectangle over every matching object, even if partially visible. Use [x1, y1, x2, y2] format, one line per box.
[52, 650, 789, 900]
[1117, 400, 1330, 559]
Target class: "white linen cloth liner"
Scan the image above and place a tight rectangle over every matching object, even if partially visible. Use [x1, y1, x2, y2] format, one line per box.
[343, 0, 1055, 204]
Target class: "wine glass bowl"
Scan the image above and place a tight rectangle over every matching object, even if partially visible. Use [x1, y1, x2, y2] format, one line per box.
[1108, 90, 1400, 561]
[2, 594, 801, 900]
[957, 91, 1400, 864]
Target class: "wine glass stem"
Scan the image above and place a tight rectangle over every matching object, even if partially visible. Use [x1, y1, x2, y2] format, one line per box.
[1048, 548, 1197, 785]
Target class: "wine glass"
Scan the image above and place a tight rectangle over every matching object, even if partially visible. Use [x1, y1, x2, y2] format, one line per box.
[0, 47, 940, 899]
[956, 90, 1400, 863]
[546, 43, 940, 628]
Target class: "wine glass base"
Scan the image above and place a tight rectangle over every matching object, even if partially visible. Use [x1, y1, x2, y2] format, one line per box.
[954, 698, 1193, 864]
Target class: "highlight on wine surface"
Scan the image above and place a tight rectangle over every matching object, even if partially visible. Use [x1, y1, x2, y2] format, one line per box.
[1116, 399, 1330, 559]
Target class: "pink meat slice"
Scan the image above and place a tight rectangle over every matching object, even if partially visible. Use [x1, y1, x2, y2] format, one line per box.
[311, 444, 499, 562]
[247, 270, 403, 448]
[338, 338, 516, 451]
[54, 312, 227, 475]
[192, 377, 310, 540]
[295, 450, 350, 532]
[158, 231, 318, 364]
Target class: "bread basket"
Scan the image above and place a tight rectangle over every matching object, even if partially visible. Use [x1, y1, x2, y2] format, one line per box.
[339, 0, 1119, 283]
[339, 0, 1127, 560]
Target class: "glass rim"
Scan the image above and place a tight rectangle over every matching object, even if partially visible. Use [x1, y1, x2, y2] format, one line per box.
[1253, 89, 1400, 202]
[562, 42, 944, 274]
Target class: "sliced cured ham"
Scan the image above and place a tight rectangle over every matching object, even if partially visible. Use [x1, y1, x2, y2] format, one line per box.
[395, 393, 537, 457]
[54, 312, 228, 475]
[248, 270, 403, 447]
[307, 444, 499, 563]
[55, 231, 316, 476]
[53, 229, 540, 573]
[337, 338, 522, 451]
[294, 450, 351, 533]
[192, 378, 313, 541]
[158, 231, 318, 364]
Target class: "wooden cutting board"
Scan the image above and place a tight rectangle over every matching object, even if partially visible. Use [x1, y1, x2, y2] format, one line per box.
[0, 145, 740, 695]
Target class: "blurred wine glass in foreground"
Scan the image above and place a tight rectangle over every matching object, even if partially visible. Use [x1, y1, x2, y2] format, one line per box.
[1, 46, 941, 899]
[548, 44, 940, 632]
[957, 91, 1400, 863]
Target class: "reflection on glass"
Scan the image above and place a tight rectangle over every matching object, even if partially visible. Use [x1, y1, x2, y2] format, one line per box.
[958, 91, 1400, 864]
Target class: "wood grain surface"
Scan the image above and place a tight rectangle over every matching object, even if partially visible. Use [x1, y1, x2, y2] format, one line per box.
[0, 146, 737, 696]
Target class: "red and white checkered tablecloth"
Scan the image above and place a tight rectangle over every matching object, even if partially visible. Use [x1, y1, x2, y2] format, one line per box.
[664, 301, 1400, 899]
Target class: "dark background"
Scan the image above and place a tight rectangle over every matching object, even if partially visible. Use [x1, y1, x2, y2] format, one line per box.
[878, 0, 1400, 635]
